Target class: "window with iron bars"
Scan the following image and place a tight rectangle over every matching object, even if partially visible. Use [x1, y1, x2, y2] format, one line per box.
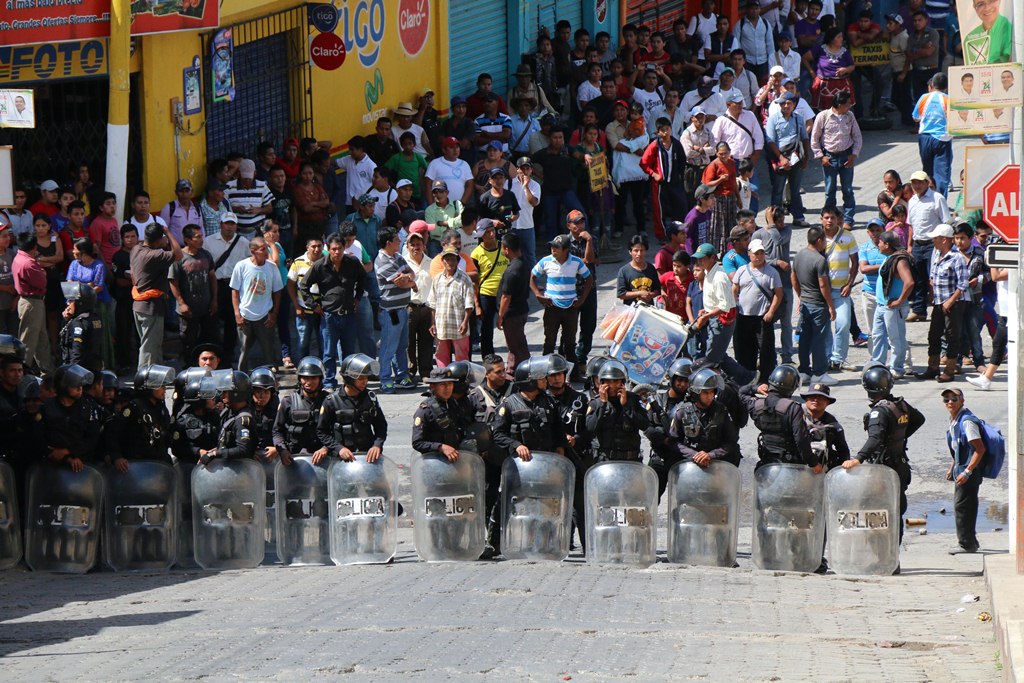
[203, 6, 313, 163]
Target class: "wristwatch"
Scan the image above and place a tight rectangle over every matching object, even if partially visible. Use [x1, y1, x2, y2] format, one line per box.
[963, 468, 973, 477]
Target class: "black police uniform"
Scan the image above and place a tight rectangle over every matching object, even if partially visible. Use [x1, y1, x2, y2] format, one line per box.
[468, 382, 513, 424]
[173, 407, 220, 463]
[105, 396, 174, 465]
[0, 385, 24, 476]
[739, 385, 816, 468]
[491, 392, 568, 456]
[855, 395, 925, 540]
[211, 406, 257, 462]
[36, 396, 103, 465]
[548, 383, 591, 550]
[273, 389, 329, 458]
[669, 398, 741, 467]
[252, 395, 280, 459]
[59, 310, 103, 369]
[645, 389, 690, 496]
[412, 396, 466, 454]
[317, 389, 388, 455]
[805, 409, 851, 470]
[583, 392, 650, 462]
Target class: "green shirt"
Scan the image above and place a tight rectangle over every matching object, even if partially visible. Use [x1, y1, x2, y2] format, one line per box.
[384, 153, 428, 199]
[963, 15, 1012, 66]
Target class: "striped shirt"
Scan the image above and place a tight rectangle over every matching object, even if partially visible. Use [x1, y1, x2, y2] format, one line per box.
[531, 254, 592, 309]
[825, 228, 858, 289]
[225, 180, 273, 234]
[374, 250, 413, 310]
[427, 269, 475, 340]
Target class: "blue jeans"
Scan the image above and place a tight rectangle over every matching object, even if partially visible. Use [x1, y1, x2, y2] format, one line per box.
[514, 227, 537, 267]
[540, 190, 584, 241]
[706, 318, 734, 364]
[822, 151, 856, 224]
[798, 302, 830, 376]
[825, 290, 851, 363]
[769, 163, 805, 221]
[779, 287, 796, 359]
[322, 311, 360, 387]
[294, 311, 322, 359]
[574, 287, 598, 364]
[357, 295, 375, 356]
[871, 301, 909, 373]
[377, 307, 409, 385]
[919, 135, 953, 197]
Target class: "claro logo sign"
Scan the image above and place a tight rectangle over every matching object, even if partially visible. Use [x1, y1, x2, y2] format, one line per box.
[398, 0, 430, 57]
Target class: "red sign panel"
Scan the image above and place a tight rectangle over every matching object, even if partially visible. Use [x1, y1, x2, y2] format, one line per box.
[983, 164, 1021, 243]
[310, 32, 346, 71]
[0, 1, 219, 48]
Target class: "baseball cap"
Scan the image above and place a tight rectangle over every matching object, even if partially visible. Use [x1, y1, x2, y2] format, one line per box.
[441, 245, 461, 257]
[885, 13, 903, 25]
[697, 75, 718, 89]
[39, 180, 59, 192]
[781, 77, 796, 86]
[691, 243, 716, 259]
[482, 92, 498, 102]
[932, 224, 954, 239]
[941, 387, 964, 400]
[726, 91, 745, 104]
[488, 166, 507, 178]
[221, 212, 238, 224]
[283, 137, 299, 149]
[566, 210, 586, 224]
[690, 105, 707, 117]
[549, 234, 572, 249]
[720, 67, 736, 77]
[442, 136, 460, 148]
[431, 179, 449, 192]
[777, 31, 793, 42]
[357, 193, 378, 205]
[421, 87, 435, 97]
[694, 184, 715, 200]
[425, 367, 456, 384]
[407, 219, 432, 238]
[729, 225, 750, 241]
[775, 91, 799, 103]
[614, 99, 630, 110]
[175, 178, 193, 191]
[748, 238, 766, 253]
[451, 96, 467, 106]
[515, 156, 533, 168]
[770, 65, 786, 76]
[801, 383, 836, 403]
[473, 218, 497, 237]
[395, 178, 413, 189]
[910, 170, 930, 182]
[866, 217, 886, 230]
[239, 159, 256, 179]
[665, 220, 683, 237]
[486, 140, 504, 151]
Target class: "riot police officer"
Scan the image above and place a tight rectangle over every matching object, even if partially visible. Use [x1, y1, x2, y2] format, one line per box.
[583, 356, 610, 398]
[172, 374, 221, 465]
[842, 365, 925, 544]
[468, 354, 513, 423]
[58, 282, 103, 369]
[691, 357, 748, 430]
[740, 365, 817, 470]
[412, 367, 467, 458]
[669, 367, 740, 469]
[250, 367, 280, 462]
[647, 357, 693, 497]
[545, 353, 591, 551]
[492, 357, 567, 461]
[583, 360, 650, 463]
[36, 364, 102, 472]
[105, 365, 177, 470]
[317, 354, 388, 463]
[201, 370, 257, 465]
[98, 370, 118, 409]
[446, 360, 485, 421]
[800, 383, 850, 470]
[0, 336, 26, 483]
[273, 357, 331, 466]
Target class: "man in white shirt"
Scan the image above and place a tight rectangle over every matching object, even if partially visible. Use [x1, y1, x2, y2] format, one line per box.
[336, 136, 376, 213]
[712, 92, 764, 164]
[511, 157, 541, 266]
[767, 78, 815, 131]
[687, 0, 718, 58]
[712, 67, 746, 107]
[425, 136, 474, 205]
[128, 190, 169, 241]
[732, 1, 775, 80]
[681, 76, 727, 122]
[391, 102, 432, 158]
[906, 169, 951, 321]
[771, 32, 802, 82]
[204, 213, 250, 359]
[230, 236, 284, 370]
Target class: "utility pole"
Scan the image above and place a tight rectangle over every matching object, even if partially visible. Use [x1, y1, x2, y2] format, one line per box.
[1013, 6, 1024, 573]
[106, 0, 131, 215]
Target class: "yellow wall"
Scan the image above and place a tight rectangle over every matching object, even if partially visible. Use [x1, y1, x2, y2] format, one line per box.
[139, 0, 448, 209]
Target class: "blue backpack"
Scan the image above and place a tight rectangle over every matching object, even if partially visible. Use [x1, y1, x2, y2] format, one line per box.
[961, 414, 1006, 479]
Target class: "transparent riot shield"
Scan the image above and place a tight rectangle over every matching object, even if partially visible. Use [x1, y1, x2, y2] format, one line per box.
[328, 454, 399, 565]
[175, 460, 198, 568]
[25, 463, 104, 573]
[260, 457, 278, 564]
[584, 461, 658, 566]
[191, 459, 266, 570]
[666, 460, 740, 567]
[410, 451, 486, 562]
[501, 452, 575, 561]
[0, 460, 22, 570]
[826, 465, 901, 576]
[752, 464, 825, 572]
[103, 461, 179, 572]
[274, 456, 331, 566]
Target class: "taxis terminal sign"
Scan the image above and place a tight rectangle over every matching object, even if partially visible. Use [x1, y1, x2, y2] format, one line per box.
[0, 1, 218, 47]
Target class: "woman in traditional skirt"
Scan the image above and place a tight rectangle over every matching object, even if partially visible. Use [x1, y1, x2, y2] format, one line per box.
[804, 28, 856, 111]
[701, 141, 738, 254]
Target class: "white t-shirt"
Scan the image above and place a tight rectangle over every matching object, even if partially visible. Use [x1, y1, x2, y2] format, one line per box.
[681, 90, 727, 119]
[229, 258, 284, 321]
[337, 154, 376, 207]
[425, 157, 473, 202]
[367, 187, 394, 222]
[511, 177, 541, 230]
[687, 12, 718, 57]
[767, 98, 815, 124]
[392, 122, 429, 156]
[456, 228, 480, 256]
[129, 214, 168, 241]
[632, 87, 666, 134]
[577, 81, 601, 109]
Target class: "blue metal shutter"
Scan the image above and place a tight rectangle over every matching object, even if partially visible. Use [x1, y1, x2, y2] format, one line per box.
[530, 1, 584, 50]
[449, 0, 510, 101]
[626, 0, 686, 35]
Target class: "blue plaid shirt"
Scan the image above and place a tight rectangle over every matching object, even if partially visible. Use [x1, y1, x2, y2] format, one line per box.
[929, 247, 970, 304]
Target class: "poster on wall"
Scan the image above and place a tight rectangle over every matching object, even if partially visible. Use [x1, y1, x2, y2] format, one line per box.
[947, 106, 1013, 136]
[0, 90, 34, 129]
[183, 57, 202, 116]
[211, 29, 235, 104]
[0, 1, 219, 47]
[949, 63, 1023, 109]
[957, 0, 1013, 66]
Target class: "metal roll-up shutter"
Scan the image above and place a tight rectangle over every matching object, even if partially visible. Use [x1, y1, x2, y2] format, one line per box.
[449, 0, 509, 100]
[627, 0, 686, 34]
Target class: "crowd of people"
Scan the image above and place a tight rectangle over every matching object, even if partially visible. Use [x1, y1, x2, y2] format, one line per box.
[0, 1, 1000, 565]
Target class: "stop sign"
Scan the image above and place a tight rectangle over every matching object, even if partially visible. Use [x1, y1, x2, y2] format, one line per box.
[983, 164, 1020, 243]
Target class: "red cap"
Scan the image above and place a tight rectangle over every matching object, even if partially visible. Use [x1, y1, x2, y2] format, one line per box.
[283, 137, 299, 148]
[408, 219, 432, 237]
[442, 136, 460, 148]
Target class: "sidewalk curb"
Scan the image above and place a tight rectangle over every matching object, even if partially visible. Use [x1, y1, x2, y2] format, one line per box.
[985, 553, 1024, 682]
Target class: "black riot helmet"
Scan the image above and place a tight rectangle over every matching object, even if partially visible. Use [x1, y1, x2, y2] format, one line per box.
[183, 375, 219, 403]
[514, 357, 550, 392]
[585, 356, 609, 382]
[60, 281, 97, 314]
[545, 354, 571, 377]
[687, 368, 724, 399]
[0, 334, 26, 363]
[447, 361, 486, 394]
[134, 364, 176, 392]
[213, 369, 252, 404]
[296, 356, 326, 379]
[667, 357, 693, 382]
[174, 367, 210, 402]
[340, 353, 380, 387]
[862, 364, 894, 401]
[767, 364, 801, 397]
[249, 367, 278, 391]
[100, 370, 118, 390]
[54, 363, 94, 395]
[597, 359, 628, 382]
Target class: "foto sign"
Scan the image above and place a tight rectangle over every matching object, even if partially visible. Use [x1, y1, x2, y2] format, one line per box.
[983, 164, 1021, 243]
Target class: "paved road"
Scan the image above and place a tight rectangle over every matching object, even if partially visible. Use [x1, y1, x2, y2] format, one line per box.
[0, 130, 1008, 681]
